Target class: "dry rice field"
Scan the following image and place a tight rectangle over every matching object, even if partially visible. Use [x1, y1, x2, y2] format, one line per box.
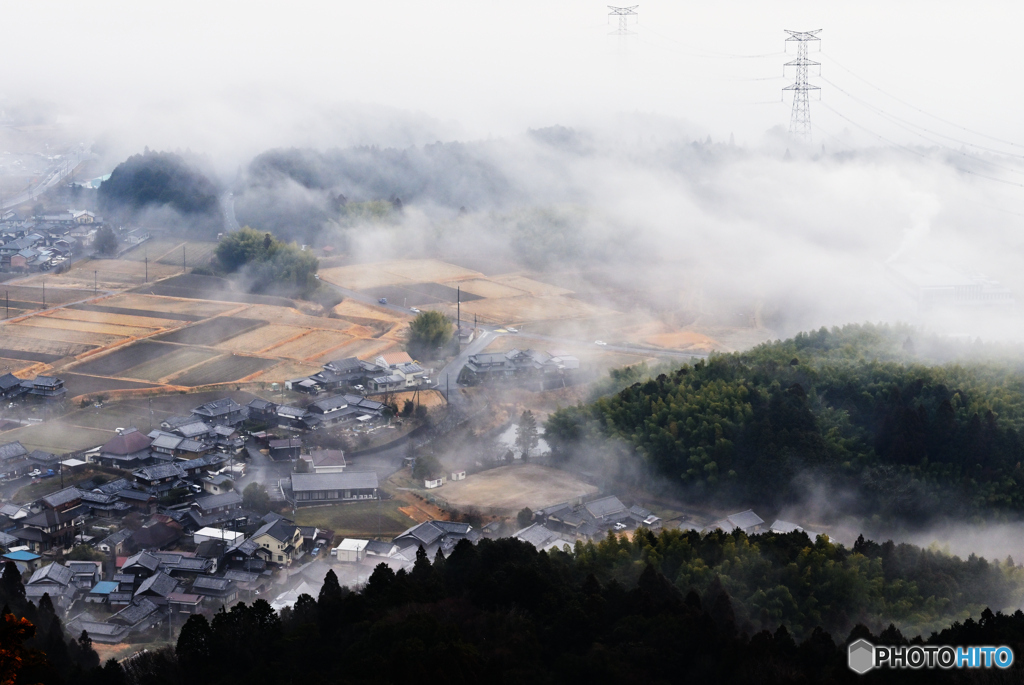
[311, 337, 397, 363]
[442, 278, 526, 299]
[249, 360, 322, 383]
[168, 354, 277, 386]
[0, 336, 91, 357]
[458, 295, 616, 323]
[440, 464, 598, 515]
[319, 259, 481, 290]
[45, 308, 182, 329]
[119, 239, 181, 262]
[492, 274, 574, 297]
[263, 329, 352, 361]
[214, 324, 303, 354]
[100, 294, 237, 318]
[3, 325, 119, 347]
[21, 316, 158, 338]
[241, 304, 362, 332]
[331, 299, 409, 324]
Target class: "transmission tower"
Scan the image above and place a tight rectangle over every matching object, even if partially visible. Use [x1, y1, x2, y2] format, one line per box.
[608, 5, 638, 35]
[782, 29, 822, 139]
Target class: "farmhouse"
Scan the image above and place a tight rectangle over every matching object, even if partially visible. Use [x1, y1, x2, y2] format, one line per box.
[298, 449, 347, 474]
[251, 517, 304, 565]
[702, 510, 764, 535]
[191, 398, 246, 427]
[0, 441, 29, 478]
[290, 471, 379, 504]
[462, 348, 580, 386]
[269, 437, 302, 460]
[93, 428, 154, 468]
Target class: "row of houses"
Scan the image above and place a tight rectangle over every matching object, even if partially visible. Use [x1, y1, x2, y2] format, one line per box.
[0, 372, 67, 406]
[461, 348, 580, 387]
[286, 352, 431, 396]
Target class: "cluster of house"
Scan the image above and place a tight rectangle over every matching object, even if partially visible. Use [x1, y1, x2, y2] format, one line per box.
[512, 495, 663, 551]
[249, 392, 386, 432]
[461, 348, 580, 388]
[700, 510, 820, 539]
[0, 372, 67, 408]
[0, 210, 99, 271]
[285, 352, 431, 396]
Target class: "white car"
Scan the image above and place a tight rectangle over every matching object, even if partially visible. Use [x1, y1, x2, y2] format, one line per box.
[410, 307, 420, 313]
[594, 340, 607, 346]
[507, 327, 518, 333]
[28, 469, 41, 477]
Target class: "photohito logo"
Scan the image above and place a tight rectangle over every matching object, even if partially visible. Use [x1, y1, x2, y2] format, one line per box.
[848, 640, 1013, 673]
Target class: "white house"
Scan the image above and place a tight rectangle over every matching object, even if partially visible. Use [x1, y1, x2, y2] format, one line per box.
[332, 538, 368, 563]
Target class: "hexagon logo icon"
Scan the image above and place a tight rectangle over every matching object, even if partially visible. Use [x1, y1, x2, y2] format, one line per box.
[848, 639, 875, 674]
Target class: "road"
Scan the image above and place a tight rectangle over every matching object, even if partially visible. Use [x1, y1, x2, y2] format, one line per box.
[1, 153, 84, 210]
[221, 192, 240, 232]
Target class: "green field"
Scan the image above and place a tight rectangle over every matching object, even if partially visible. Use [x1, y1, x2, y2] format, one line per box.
[2, 422, 113, 455]
[292, 499, 416, 539]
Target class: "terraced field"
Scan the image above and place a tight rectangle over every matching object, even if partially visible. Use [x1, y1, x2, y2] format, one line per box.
[156, 317, 264, 346]
[214, 324, 303, 354]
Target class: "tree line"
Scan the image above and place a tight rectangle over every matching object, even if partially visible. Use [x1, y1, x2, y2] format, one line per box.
[12, 531, 1024, 684]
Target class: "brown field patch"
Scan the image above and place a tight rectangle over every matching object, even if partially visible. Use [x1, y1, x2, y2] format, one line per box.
[320, 259, 481, 290]
[23, 315, 158, 337]
[492, 274, 574, 296]
[101, 294, 236, 318]
[442, 278, 527, 299]
[119, 239, 182, 261]
[440, 464, 598, 515]
[167, 354, 277, 386]
[214, 324, 305, 353]
[248, 360, 322, 383]
[311, 337, 397, 363]
[392, 389, 446, 409]
[241, 304, 359, 332]
[3, 324, 120, 347]
[0, 357, 45, 375]
[331, 299, 408, 323]
[0, 335, 92, 357]
[458, 295, 617, 323]
[45, 308, 182, 329]
[318, 264, 415, 290]
[263, 329, 353, 360]
[643, 330, 720, 352]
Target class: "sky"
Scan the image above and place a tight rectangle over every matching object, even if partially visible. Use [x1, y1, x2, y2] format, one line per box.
[3, 1, 1023, 160]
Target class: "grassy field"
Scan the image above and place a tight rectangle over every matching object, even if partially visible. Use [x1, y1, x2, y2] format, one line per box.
[292, 499, 417, 539]
[2, 422, 112, 457]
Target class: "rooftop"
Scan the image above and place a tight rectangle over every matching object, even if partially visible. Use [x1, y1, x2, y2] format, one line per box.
[290, 471, 378, 492]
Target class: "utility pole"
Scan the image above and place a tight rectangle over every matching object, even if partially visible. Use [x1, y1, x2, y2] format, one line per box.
[608, 5, 638, 35]
[782, 29, 822, 139]
[42, 281, 45, 307]
[94, 271, 97, 295]
[5, 291, 7, 319]
[183, 245, 186, 273]
[457, 286, 461, 333]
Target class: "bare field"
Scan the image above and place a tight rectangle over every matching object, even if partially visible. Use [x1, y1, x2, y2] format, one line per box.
[492, 274, 574, 297]
[392, 389, 446, 409]
[70, 341, 176, 377]
[643, 330, 721, 352]
[3, 324, 119, 347]
[2, 422, 113, 455]
[331, 299, 409, 323]
[0, 285, 93, 306]
[0, 335, 92, 357]
[119, 240, 182, 262]
[263, 329, 352, 360]
[0, 358, 44, 374]
[23, 315, 158, 338]
[155, 241, 217, 267]
[248, 360, 322, 383]
[168, 354, 277, 386]
[440, 464, 598, 515]
[156, 317, 264, 346]
[214, 324, 303, 353]
[312, 337, 397, 363]
[45, 308, 183, 329]
[442, 278, 527, 299]
[101, 294, 236, 318]
[459, 295, 618, 323]
[123, 347, 222, 382]
[320, 259, 481, 290]
[241, 304, 360, 332]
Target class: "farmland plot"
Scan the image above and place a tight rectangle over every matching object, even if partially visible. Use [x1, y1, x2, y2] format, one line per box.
[460, 295, 616, 323]
[4, 324, 121, 347]
[156, 241, 217, 267]
[122, 347, 223, 382]
[23, 315, 158, 338]
[155, 317, 264, 346]
[168, 354, 277, 386]
[0, 335, 93, 357]
[101, 294, 236, 318]
[119, 239, 181, 262]
[491, 274, 574, 297]
[61, 374, 160, 399]
[214, 324, 303, 353]
[312, 337, 396, 363]
[263, 329, 352, 360]
[442, 278, 527, 299]
[69, 341, 177, 376]
[46, 308, 183, 329]
[249, 361, 321, 383]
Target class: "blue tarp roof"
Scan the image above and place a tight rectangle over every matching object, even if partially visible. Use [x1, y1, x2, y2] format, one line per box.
[3, 550, 40, 561]
[90, 581, 119, 595]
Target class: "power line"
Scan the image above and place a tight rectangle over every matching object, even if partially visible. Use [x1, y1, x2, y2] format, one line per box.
[821, 50, 1024, 151]
[607, 5, 638, 35]
[782, 30, 821, 139]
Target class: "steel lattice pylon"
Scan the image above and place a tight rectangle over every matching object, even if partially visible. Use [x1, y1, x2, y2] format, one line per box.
[608, 5, 638, 35]
[782, 29, 822, 139]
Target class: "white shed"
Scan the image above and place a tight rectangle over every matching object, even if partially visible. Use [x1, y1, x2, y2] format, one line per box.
[193, 527, 244, 545]
[333, 538, 369, 563]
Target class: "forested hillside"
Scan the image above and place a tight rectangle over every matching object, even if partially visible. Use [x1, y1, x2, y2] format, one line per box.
[99, 150, 219, 216]
[12, 533, 1024, 685]
[546, 324, 1024, 524]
